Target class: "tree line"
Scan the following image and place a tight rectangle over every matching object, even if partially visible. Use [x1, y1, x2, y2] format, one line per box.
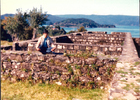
[1, 8, 48, 41]
[1, 8, 88, 42]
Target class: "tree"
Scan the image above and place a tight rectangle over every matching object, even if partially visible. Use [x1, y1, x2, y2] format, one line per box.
[77, 26, 87, 32]
[1, 23, 12, 41]
[28, 8, 48, 39]
[2, 16, 19, 41]
[1, 10, 29, 41]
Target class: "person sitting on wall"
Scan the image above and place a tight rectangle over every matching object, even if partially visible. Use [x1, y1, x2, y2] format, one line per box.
[36, 29, 56, 54]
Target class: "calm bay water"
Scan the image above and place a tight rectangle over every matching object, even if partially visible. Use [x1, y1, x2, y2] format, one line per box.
[63, 26, 140, 38]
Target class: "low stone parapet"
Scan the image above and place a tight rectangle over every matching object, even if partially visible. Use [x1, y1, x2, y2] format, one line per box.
[1, 51, 117, 89]
[54, 43, 123, 56]
[1, 45, 12, 50]
[27, 42, 123, 56]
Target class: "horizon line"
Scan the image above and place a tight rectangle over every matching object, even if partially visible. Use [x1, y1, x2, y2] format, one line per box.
[1, 13, 139, 17]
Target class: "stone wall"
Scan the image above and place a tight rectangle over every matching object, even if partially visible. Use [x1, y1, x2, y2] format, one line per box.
[54, 43, 123, 56]
[56, 32, 125, 46]
[27, 32, 126, 56]
[1, 45, 12, 50]
[133, 38, 140, 58]
[1, 51, 117, 89]
[4, 31, 127, 56]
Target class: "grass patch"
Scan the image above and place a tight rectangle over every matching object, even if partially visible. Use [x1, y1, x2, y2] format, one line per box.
[123, 83, 137, 92]
[1, 40, 13, 46]
[136, 79, 140, 82]
[114, 57, 118, 61]
[116, 70, 128, 74]
[130, 72, 140, 76]
[120, 75, 126, 77]
[123, 84, 130, 91]
[134, 86, 140, 93]
[113, 98, 127, 100]
[1, 80, 107, 100]
[129, 68, 135, 71]
[120, 80, 127, 82]
[134, 61, 140, 66]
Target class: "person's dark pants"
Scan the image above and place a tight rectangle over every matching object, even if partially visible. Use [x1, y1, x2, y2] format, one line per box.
[40, 46, 53, 54]
[40, 47, 47, 54]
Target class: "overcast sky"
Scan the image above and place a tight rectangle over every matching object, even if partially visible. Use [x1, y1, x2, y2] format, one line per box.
[1, 0, 139, 16]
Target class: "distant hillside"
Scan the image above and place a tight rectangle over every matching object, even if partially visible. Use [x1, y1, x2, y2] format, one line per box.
[54, 18, 116, 28]
[46, 14, 66, 25]
[1, 14, 65, 25]
[2, 14, 139, 26]
[56, 14, 139, 26]
[1, 14, 14, 19]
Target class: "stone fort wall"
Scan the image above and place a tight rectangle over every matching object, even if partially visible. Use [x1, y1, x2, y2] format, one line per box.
[1, 31, 140, 89]
[11, 31, 127, 56]
[1, 51, 117, 89]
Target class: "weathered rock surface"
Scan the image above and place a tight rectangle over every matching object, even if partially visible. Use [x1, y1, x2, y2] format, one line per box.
[1, 51, 117, 89]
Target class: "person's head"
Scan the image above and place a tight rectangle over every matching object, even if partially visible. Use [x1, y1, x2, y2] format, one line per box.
[43, 29, 49, 38]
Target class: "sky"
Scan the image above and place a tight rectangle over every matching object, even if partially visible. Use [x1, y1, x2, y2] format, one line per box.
[1, 0, 139, 16]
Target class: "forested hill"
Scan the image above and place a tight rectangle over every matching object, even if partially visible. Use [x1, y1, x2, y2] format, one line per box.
[56, 14, 139, 26]
[1, 14, 139, 26]
[54, 18, 116, 28]
[1, 14, 65, 25]
[1, 14, 14, 19]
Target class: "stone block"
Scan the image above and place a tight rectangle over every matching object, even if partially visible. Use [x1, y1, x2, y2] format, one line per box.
[12, 62, 22, 69]
[80, 46, 86, 50]
[86, 46, 92, 51]
[51, 74, 59, 80]
[70, 50, 77, 54]
[94, 40, 100, 43]
[19, 42, 28, 51]
[109, 47, 116, 51]
[81, 42, 86, 44]
[66, 50, 71, 54]
[37, 55, 45, 61]
[30, 55, 38, 61]
[102, 47, 108, 52]
[74, 45, 79, 50]
[68, 45, 74, 50]
[117, 47, 122, 52]
[60, 74, 70, 80]
[57, 44, 63, 49]
[88, 37, 94, 39]
[79, 76, 92, 82]
[105, 51, 111, 55]
[63, 45, 67, 49]
[16, 55, 23, 62]
[21, 62, 31, 71]
[85, 57, 98, 65]
[92, 46, 99, 52]
[117, 52, 122, 56]
[110, 37, 115, 40]
[28, 43, 35, 51]
[2, 62, 11, 69]
[110, 52, 118, 56]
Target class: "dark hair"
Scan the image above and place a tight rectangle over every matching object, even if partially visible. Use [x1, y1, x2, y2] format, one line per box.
[43, 29, 48, 34]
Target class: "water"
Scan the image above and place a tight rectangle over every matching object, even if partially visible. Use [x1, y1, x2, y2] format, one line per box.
[63, 26, 140, 38]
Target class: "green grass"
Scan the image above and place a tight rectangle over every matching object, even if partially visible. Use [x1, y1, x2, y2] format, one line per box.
[134, 61, 140, 66]
[134, 86, 140, 93]
[1, 80, 107, 100]
[123, 84, 130, 91]
[120, 75, 126, 77]
[116, 70, 128, 74]
[120, 80, 127, 82]
[130, 72, 140, 76]
[1, 40, 13, 46]
[136, 79, 140, 83]
[122, 83, 139, 93]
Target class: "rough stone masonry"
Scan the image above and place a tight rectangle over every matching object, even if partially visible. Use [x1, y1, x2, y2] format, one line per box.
[1, 31, 140, 89]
